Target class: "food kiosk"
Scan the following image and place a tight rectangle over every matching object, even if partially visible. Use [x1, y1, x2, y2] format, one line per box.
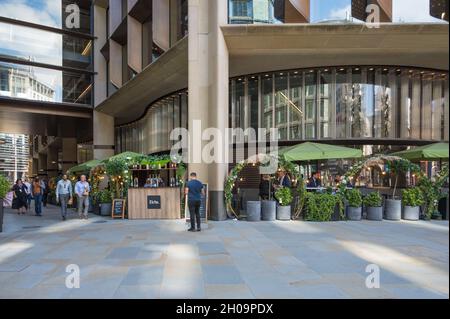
[127, 162, 182, 220]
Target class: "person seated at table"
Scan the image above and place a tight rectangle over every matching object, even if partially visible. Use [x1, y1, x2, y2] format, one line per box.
[144, 178, 152, 188]
[307, 172, 322, 188]
[275, 169, 292, 189]
[259, 174, 273, 200]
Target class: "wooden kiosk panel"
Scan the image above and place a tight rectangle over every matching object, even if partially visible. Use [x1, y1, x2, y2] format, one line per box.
[128, 188, 181, 219]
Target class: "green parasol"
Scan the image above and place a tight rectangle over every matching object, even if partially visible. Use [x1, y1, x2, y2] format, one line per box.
[392, 143, 449, 161]
[67, 160, 103, 175]
[279, 142, 363, 162]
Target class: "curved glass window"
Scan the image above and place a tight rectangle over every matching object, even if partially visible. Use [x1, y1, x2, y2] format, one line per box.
[230, 67, 449, 142]
[116, 91, 189, 154]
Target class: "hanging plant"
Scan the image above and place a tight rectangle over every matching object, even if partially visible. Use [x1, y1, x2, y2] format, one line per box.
[105, 159, 129, 199]
[224, 154, 300, 219]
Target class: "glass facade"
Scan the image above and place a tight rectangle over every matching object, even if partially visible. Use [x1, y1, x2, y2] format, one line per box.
[0, 0, 93, 105]
[229, 0, 449, 24]
[115, 91, 188, 154]
[230, 67, 449, 142]
[0, 0, 91, 31]
[229, 0, 279, 24]
[0, 133, 30, 182]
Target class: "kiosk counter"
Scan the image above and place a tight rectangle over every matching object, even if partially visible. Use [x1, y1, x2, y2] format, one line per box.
[127, 165, 182, 220]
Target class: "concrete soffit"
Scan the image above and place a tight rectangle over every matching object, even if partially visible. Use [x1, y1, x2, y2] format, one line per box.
[95, 36, 188, 125]
[220, 23, 449, 77]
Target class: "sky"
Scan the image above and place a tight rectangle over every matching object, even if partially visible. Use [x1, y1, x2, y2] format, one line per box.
[309, 0, 444, 23]
[0, 0, 63, 100]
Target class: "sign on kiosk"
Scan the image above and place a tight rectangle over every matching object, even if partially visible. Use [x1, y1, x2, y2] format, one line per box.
[147, 195, 162, 209]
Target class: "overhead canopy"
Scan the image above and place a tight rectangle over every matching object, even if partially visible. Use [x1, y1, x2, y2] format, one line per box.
[279, 142, 363, 162]
[107, 151, 145, 162]
[67, 160, 103, 175]
[392, 143, 449, 161]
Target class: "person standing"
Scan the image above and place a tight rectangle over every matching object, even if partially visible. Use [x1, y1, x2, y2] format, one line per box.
[185, 172, 204, 232]
[42, 178, 48, 207]
[12, 179, 28, 215]
[56, 174, 73, 221]
[75, 175, 90, 220]
[276, 169, 292, 189]
[32, 177, 43, 216]
[259, 174, 273, 200]
[23, 178, 32, 212]
[307, 172, 322, 188]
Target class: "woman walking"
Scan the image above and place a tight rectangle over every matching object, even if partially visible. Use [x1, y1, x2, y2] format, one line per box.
[12, 179, 28, 215]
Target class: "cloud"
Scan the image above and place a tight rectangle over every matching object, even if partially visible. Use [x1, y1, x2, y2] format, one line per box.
[0, 0, 64, 98]
[393, 0, 443, 22]
[328, 4, 352, 21]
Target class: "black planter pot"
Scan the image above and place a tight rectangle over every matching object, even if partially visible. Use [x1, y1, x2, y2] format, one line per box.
[403, 206, 420, 221]
[246, 201, 261, 222]
[277, 205, 291, 221]
[100, 203, 112, 216]
[346, 206, 362, 221]
[366, 206, 383, 221]
[261, 200, 276, 221]
[0, 198, 3, 233]
[385, 199, 401, 221]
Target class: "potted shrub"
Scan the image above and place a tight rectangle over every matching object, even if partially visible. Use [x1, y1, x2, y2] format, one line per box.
[418, 166, 449, 220]
[402, 187, 424, 221]
[304, 193, 337, 222]
[385, 159, 414, 221]
[345, 188, 363, 221]
[98, 190, 113, 216]
[364, 192, 383, 221]
[275, 187, 293, 221]
[0, 175, 11, 233]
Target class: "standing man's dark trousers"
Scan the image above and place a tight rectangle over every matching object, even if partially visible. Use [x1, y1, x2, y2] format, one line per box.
[188, 200, 201, 230]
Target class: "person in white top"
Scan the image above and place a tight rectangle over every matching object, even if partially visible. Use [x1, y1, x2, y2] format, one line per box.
[23, 178, 32, 212]
[75, 175, 91, 220]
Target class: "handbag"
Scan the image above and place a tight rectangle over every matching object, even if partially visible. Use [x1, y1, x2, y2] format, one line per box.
[68, 197, 73, 206]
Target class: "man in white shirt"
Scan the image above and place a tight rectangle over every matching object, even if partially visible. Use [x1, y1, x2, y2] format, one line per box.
[75, 175, 91, 220]
[56, 174, 73, 221]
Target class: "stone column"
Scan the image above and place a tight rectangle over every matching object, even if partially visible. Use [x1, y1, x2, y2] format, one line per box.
[61, 138, 78, 174]
[93, 4, 107, 106]
[188, 0, 229, 221]
[93, 110, 115, 160]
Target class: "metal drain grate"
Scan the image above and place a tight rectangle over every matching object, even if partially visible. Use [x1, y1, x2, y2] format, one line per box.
[93, 220, 108, 224]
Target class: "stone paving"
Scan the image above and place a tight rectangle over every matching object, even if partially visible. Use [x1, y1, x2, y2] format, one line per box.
[0, 204, 448, 299]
